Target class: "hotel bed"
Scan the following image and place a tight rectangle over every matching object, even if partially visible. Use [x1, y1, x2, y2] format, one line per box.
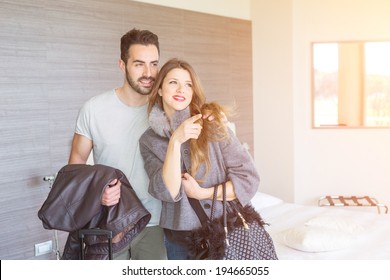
[250, 192, 390, 259]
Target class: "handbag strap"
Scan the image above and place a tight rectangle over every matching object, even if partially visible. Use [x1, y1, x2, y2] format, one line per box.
[210, 185, 219, 220]
[221, 182, 230, 246]
[188, 184, 219, 223]
[188, 198, 209, 223]
[221, 182, 227, 226]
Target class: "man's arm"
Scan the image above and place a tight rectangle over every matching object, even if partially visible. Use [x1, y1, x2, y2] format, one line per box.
[68, 133, 93, 164]
[68, 133, 121, 206]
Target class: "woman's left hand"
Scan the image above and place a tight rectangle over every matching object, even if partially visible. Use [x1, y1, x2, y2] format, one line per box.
[182, 173, 211, 200]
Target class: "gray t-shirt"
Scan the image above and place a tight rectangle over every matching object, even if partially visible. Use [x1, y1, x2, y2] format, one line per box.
[75, 89, 161, 226]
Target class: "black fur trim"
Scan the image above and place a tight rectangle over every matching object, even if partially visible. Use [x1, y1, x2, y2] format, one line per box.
[187, 203, 267, 260]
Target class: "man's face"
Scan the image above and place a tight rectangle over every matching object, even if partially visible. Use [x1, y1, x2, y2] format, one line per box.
[124, 44, 159, 95]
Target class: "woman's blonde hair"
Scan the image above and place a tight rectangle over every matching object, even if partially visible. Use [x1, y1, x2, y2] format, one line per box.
[148, 58, 231, 179]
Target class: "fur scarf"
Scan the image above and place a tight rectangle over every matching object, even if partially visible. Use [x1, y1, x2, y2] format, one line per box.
[148, 105, 191, 138]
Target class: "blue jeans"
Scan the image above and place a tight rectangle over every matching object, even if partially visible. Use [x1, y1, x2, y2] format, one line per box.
[164, 235, 190, 260]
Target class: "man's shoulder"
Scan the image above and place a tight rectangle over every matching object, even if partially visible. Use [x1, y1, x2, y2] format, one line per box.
[80, 90, 115, 113]
[87, 89, 115, 104]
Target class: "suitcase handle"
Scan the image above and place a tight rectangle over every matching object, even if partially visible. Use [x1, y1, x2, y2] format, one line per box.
[78, 229, 113, 260]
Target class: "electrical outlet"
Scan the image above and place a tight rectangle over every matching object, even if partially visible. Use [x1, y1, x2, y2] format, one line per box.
[34, 240, 52, 256]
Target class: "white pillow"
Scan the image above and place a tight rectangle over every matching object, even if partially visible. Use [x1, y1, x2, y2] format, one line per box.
[251, 192, 283, 211]
[277, 226, 354, 252]
[305, 215, 365, 234]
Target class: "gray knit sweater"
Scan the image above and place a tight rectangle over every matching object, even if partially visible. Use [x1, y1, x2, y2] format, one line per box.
[139, 105, 260, 231]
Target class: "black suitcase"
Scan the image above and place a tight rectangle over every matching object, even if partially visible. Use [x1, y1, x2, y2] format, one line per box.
[78, 229, 113, 260]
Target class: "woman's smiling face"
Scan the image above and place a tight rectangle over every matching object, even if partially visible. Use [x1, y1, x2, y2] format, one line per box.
[159, 68, 194, 119]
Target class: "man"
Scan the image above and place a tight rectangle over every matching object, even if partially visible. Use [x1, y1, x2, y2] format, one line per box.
[68, 28, 166, 260]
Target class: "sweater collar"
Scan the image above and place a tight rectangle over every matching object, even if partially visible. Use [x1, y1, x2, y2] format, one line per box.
[149, 105, 191, 138]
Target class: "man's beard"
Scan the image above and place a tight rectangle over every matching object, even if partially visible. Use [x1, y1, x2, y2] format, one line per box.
[126, 69, 155, 96]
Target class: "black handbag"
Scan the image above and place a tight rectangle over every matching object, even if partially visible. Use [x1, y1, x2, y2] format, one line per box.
[187, 183, 278, 260]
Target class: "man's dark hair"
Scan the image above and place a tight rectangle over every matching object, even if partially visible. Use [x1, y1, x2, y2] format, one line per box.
[120, 28, 160, 63]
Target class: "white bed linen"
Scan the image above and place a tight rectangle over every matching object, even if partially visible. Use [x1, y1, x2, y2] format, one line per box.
[251, 192, 390, 260]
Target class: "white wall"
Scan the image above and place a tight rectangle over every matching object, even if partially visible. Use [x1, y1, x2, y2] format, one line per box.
[292, 0, 390, 206]
[132, 0, 251, 19]
[134, 0, 390, 208]
[253, 0, 390, 206]
[251, 0, 294, 202]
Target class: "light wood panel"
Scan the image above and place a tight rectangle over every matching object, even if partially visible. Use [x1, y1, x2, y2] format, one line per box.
[0, 0, 53, 260]
[0, 0, 252, 259]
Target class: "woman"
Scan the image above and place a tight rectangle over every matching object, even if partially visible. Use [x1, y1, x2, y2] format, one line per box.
[139, 58, 260, 259]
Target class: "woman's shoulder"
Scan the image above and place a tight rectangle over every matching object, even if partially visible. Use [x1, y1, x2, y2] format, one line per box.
[139, 127, 167, 146]
[139, 127, 155, 141]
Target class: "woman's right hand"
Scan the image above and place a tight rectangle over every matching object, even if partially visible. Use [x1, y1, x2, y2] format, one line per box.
[163, 114, 203, 199]
[171, 114, 203, 144]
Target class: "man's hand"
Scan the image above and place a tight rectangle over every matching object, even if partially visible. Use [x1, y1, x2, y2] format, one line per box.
[101, 179, 121, 206]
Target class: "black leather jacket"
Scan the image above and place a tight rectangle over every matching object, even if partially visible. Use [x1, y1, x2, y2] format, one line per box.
[38, 164, 151, 260]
